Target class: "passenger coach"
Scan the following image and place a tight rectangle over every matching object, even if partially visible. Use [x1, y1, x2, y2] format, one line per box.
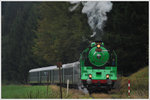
[29, 62, 80, 87]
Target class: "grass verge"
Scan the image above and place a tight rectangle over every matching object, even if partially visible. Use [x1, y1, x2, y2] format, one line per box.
[2, 84, 90, 99]
[118, 66, 149, 98]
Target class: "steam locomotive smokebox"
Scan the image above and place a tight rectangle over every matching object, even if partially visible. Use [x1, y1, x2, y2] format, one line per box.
[88, 44, 109, 67]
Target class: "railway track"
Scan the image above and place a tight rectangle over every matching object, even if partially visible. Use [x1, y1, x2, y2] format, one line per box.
[88, 89, 119, 99]
[49, 84, 121, 99]
[79, 86, 119, 99]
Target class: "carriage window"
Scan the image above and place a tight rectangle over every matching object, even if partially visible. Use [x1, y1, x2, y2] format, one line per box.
[64, 68, 73, 75]
[41, 71, 48, 76]
[44, 72, 48, 75]
[30, 72, 38, 77]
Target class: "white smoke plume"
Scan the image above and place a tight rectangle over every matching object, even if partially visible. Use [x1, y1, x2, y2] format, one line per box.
[69, 1, 113, 39]
[69, 1, 80, 11]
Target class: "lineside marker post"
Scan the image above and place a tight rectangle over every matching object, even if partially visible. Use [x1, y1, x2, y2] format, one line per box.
[47, 72, 49, 96]
[57, 62, 62, 99]
[128, 80, 130, 98]
[66, 79, 69, 96]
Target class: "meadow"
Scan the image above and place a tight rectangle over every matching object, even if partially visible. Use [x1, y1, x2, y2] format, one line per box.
[2, 85, 90, 99]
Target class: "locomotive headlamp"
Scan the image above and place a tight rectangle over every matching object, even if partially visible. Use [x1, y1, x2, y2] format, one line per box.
[106, 74, 109, 79]
[89, 74, 92, 78]
[97, 44, 100, 48]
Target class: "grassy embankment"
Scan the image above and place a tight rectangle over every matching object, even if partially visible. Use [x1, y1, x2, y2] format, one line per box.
[116, 66, 149, 98]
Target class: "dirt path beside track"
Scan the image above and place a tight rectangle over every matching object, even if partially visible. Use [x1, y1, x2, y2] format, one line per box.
[88, 89, 123, 99]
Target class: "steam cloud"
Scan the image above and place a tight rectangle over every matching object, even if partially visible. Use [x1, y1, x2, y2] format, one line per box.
[69, 1, 113, 40]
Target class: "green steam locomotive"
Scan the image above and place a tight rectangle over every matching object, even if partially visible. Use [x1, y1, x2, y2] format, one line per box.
[80, 41, 117, 92]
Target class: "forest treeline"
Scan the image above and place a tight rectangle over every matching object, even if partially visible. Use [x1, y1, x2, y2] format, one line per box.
[2, 2, 148, 83]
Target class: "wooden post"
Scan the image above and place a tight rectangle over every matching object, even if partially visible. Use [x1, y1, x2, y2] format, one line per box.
[66, 79, 69, 96]
[57, 62, 62, 99]
[47, 72, 49, 96]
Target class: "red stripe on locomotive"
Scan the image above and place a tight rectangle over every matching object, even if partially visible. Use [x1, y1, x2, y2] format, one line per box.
[82, 80, 116, 84]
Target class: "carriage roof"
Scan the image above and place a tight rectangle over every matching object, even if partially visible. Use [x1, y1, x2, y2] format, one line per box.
[29, 61, 79, 73]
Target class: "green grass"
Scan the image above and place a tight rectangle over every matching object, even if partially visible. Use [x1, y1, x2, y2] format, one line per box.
[2, 85, 51, 98]
[118, 66, 149, 98]
[2, 85, 90, 99]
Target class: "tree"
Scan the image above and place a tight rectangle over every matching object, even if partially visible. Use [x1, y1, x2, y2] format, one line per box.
[104, 2, 148, 75]
[32, 2, 92, 65]
[2, 3, 39, 83]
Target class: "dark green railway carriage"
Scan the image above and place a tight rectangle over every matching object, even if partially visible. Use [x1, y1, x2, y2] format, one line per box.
[80, 41, 117, 91]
